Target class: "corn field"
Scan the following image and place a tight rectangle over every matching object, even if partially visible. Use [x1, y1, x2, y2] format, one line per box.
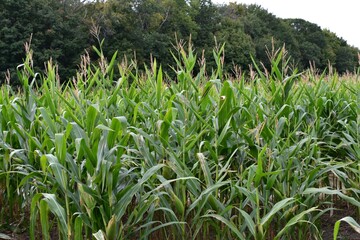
[0, 42, 360, 240]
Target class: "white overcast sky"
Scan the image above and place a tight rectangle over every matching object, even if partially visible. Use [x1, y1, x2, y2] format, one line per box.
[213, 0, 360, 48]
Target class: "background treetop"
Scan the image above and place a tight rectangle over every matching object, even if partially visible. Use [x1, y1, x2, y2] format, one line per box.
[0, 0, 358, 85]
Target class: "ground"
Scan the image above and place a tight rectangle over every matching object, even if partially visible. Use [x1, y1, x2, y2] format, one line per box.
[321, 201, 360, 240]
[2, 201, 360, 239]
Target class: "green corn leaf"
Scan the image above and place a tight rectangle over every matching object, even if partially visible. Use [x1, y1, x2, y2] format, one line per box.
[92, 46, 102, 58]
[55, 133, 66, 166]
[64, 109, 84, 128]
[74, 216, 83, 240]
[218, 81, 234, 131]
[334, 217, 360, 240]
[141, 221, 187, 240]
[106, 51, 118, 75]
[79, 138, 96, 174]
[47, 154, 68, 191]
[303, 187, 360, 208]
[42, 193, 67, 237]
[30, 193, 43, 240]
[260, 198, 295, 227]
[85, 69, 100, 95]
[187, 181, 229, 215]
[275, 117, 287, 137]
[86, 104, 99, 135]
[39, 199, 50, 240]
[202, 214, 245, 240]
[39, 107, 56, 136]
[217, 117, 232, 146]
[250, 55, 266, 80]
[40, 155, 47, 173]
[115, 164, 165, 220]
[156, 65, 163, 107]
[107, 116, 127, 148]
[107, 76, 125, 107]
[274, 207, 318, 239]
[160, 107, 172, 145]
[237, 208, 256, 237]
[283, 73, 300, 102]
[254, 145, 267, 187]
[96, 124, 114, 132]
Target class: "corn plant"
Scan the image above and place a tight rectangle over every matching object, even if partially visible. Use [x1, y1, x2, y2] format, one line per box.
[0, 40, 359, 240]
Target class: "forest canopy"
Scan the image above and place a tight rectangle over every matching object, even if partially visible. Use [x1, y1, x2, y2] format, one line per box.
[1, 0, 359, 84]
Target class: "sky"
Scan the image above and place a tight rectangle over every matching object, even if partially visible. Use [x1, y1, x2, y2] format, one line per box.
[212, 0, 360, 49]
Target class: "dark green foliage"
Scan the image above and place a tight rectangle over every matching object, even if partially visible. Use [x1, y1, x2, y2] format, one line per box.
[0, 0, 88, 84]
[0, 0, 359, 85]
[335, 46, 358, 73]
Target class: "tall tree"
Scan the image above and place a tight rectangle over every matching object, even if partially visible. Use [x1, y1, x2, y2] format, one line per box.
[335, 45, 358, 73]
[216, 3, 255, 72]
[0, 0, 89, 84]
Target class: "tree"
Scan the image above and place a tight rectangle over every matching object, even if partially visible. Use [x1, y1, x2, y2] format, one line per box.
[0, 0, 36, 82]
[215, 3, 255, 72]
[1, 0, 359, 84]
[191, 0, 220, 48]
[0, 0, 89, 84]
[335, 46, 358, 73]
[284, 19, 327, 69]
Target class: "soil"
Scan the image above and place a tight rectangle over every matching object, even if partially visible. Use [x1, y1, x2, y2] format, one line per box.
[320, 201, 360, 240]
[2, 201, 360, 240]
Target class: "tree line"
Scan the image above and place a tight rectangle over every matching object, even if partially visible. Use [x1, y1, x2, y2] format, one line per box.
[1, 0, 359, 84]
